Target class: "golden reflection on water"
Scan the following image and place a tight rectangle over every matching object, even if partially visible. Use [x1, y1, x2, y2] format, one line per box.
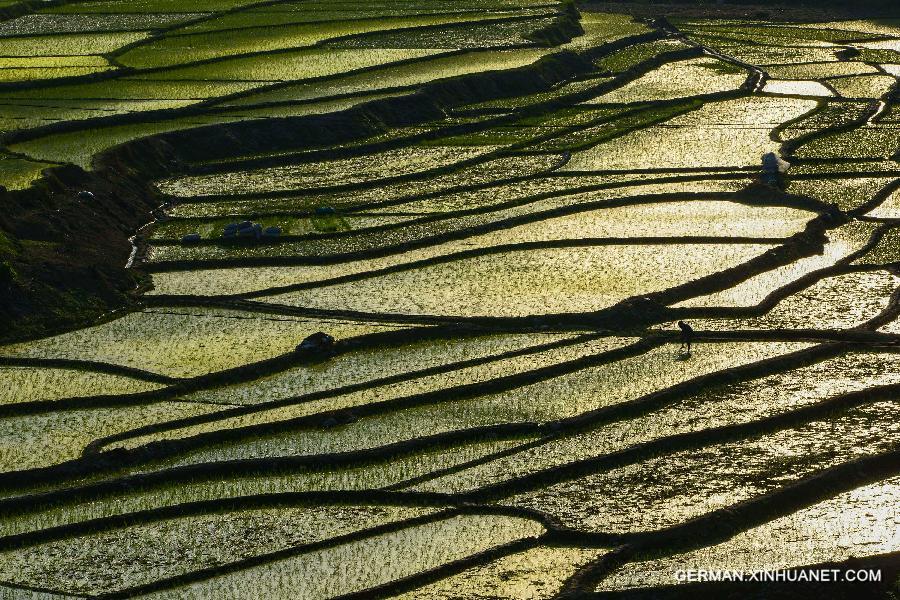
[395, 546, 607, 599]
[681, 270, 899, 330]
[0, 513, 545, 599]
[159, 145, 497, 196]
[674, 228, 862, 309]
[564, 96, 816, 171]
[867, 187, 900, 218]
[268, 243, 777, 317]
[591, 57, 746, 103]
[0, 310, 393, 378]
[763, 79, 834, 97]
[3, 6, 899, 598]
[597, 477, 900, 591]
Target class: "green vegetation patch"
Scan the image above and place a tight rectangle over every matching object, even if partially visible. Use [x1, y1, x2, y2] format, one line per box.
[251, 0, 563, 14]
[0, 13, 209, 35]
[0, 78, 259, 101]
[134, 48, 446, 82]
[0, 66, 113, 83]
[182, 7, 549, 33]
[529, 99, 703, 152]
[594, 39, 691, 73]
[458, 77, 612, 112]
[44, 0, 268, 13]
[0, 367, 162, 405]
[324, 16, 559, 49]
[827, 74, 897, 99]
[119, 15, 509, 68]
[222, 49, 551, 106]
[3, 95, 393, 168]
[795, 124, 900, 160]
[0, 56, 114, 83]
[0, 32, 147, 56]
[0, 99, 198, 135]
[562, 11, 648, 52]
[779, 101, 872, 141]
[9, 116, 245, 169]
[0, 155, 53, 190]
[788, 177, 898, 212]
[765, 61, 880, 80]
[588, 57, 746, 104]
[213, 91, 406, 119]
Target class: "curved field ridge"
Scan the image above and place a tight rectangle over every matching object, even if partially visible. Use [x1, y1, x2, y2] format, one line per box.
[0, 1, 899, 598]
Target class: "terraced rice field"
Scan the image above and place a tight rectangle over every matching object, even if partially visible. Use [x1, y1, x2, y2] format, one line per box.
[0, 0, 899, 598]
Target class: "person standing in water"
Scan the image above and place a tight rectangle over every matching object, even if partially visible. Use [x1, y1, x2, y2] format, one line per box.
[678, 321, 694, 353]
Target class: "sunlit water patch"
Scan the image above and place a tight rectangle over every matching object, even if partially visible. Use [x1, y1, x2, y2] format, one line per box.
[513, 400, 899, 535]
[793, 20, 900, 37]
[594, 39, 691, 73]
[395, 546, 608, 599]
[0, 403, 221, 471]
[696, 43, 844, 66]
[684, 270, 899, 330]
[675, 222, 874, 309]
[779, 101, 873, 142]
[139, 514, 543, 600]
[171, 154, 565, 220]
[561, 12, 648, 52]
[147, 199, 810, 289]
[0, 367, 162, 405]
[324, 15, 560, 50]
[0, 440, 516, 539]
[412, 341, 830, 494]
[828, 74, 897, 99]
[589, 57, 747, 104]
[158, 146, 497, 197]
[221, 48, 553, 107]
[766, 61, 880, 80]
[133, 48, 448, 83]
[110, 337, 626, 453]
[564, 97, 816, 171]
[0, 506, 432, 596]
[162, 173, 750, 221]
[177, 332, 580, 406]
[264, 243, 775, 318]
[598, 475, 900, 590]
[0, 310, 400, 378]
[382, 173, 753, 214]
[867, 186, 900, 218]
[762, 80, 834, 97]
[795, 125, 900, 161]
[788, 177, 898, 212]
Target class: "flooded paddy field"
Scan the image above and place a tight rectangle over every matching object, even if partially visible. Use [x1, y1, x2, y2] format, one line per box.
[0, 0, 898, 598]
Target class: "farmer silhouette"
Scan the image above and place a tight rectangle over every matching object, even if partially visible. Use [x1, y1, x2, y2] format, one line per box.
[678, 320, 694, 353]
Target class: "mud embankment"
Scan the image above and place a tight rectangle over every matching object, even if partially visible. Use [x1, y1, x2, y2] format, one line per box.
[0, 162, 166, 343]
